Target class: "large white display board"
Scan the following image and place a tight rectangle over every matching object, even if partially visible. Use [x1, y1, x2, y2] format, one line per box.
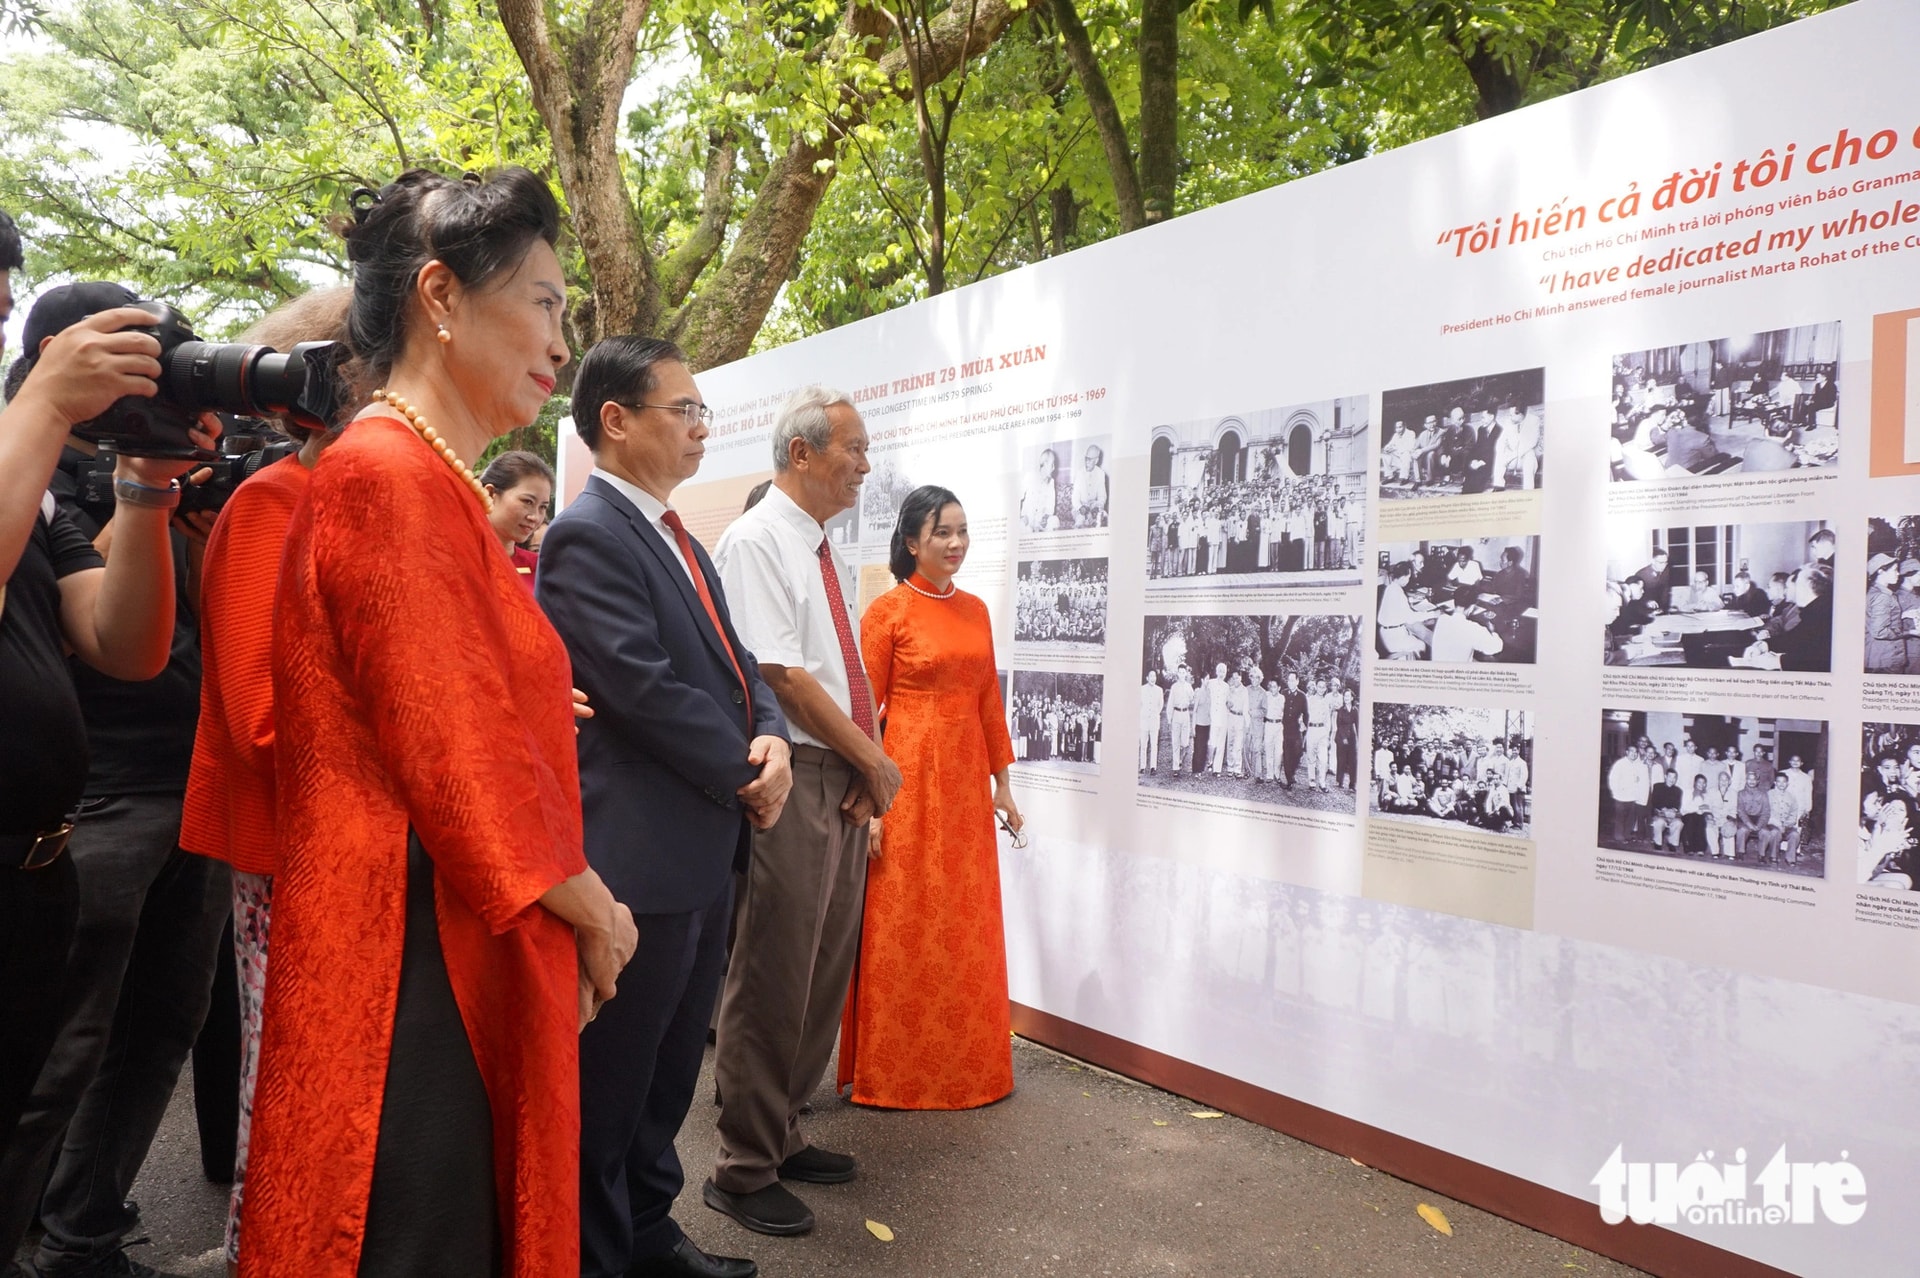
[675, 6, 1920, 1272]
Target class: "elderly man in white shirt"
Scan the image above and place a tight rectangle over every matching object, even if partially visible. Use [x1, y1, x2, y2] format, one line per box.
[1076, 443, 1110, 528]
[1166, 668, 1195, 770]
[709, 386, 903, 1237]
[1608, 746, 1653, 845]
[1206, 663, 1231, 772]
[1428, 603, 1503, 663]
[1138, 670, 1164, 772]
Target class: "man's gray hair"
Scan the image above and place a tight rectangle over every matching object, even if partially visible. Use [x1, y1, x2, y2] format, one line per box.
[772, 384, 855, 472]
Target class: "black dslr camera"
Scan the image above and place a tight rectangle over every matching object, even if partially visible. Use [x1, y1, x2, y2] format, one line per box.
[70, 427, 302, 518]
[72, 300, 346, 460]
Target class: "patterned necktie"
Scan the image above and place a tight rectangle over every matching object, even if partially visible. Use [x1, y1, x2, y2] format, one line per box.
[818, 538, 875, 737]
[661, 509, 752, 727]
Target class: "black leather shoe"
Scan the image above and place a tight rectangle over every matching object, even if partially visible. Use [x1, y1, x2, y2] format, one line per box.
[627, 1235, 757, 1278]
[702, 1178, 815, 1236]
[778, 1144, 856, 1184]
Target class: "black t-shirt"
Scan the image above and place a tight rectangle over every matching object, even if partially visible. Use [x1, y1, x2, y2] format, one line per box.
[1, 497, 104, 834]
[1649, 782, 1682, 813]
[52, 451, 201, 797]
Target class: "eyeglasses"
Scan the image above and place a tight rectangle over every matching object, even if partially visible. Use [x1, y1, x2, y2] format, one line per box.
[997, 811, 1028, 850]
[622, 401, 713, 428]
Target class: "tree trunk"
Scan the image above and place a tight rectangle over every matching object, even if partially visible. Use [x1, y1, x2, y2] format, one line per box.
[673, 0, 1017, 366]
[1049, 0, 1143, 232]
[501, 0, 1017, 367]
[1136, 0, 1178, 223]
[1461, 43, 1525, 118]
[1048, 185, 1078, 255]
[495, 0, 658, 337]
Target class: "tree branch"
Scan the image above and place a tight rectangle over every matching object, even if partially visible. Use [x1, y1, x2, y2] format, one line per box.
[657, 127, 739, 309]
[497, 0, 658, 336]
[1049, 0, 1143, 232]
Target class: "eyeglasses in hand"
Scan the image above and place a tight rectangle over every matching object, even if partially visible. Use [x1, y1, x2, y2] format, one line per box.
[997, 811, 1028, 850]
[623, 401, 714, 429]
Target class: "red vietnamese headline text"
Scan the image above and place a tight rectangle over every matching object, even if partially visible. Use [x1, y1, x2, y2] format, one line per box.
[1435, 120, 1920, 260]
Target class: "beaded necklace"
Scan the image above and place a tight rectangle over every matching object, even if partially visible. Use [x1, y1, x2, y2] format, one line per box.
[371, 388, 494, 513]
[905, 574, 956, 599]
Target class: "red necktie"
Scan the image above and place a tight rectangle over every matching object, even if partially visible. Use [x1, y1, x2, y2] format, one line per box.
[662, 509, 752, 727]
[818, 539, 875, 737]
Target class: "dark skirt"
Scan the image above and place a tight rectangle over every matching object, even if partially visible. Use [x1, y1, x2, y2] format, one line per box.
[358, 833, 500, 1278]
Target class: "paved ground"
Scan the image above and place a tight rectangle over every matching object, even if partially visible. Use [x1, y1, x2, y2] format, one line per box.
[25, 1038, 1647, 1278]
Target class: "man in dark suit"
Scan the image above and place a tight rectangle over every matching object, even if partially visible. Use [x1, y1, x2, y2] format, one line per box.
[1461, 413, 1499, 493]
[538, 335, 793, 1278]
[1632, 549, 1671, 613]
[1280, 671, 1308, 788]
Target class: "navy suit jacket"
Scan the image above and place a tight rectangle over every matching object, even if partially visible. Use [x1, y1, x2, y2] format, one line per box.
[537, 474, 787, 916]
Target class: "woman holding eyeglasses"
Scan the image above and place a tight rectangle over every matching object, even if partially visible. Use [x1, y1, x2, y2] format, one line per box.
[837, 485, 1024, 1110]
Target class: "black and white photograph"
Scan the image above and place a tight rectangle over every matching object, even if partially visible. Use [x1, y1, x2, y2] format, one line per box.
[1598, 709, 1827, 880]
[1858, 722, 1920, 889]
[1014, 557, 1108, 651]
[1376, 534, 1539, 663]
[1604, 519, 1833, 671]
[1009, 671, 1103, 771]
[859, 452, 918, 539]
[1863, 516, 1920, 676]
[1369, 704, 1534, 837]
[1378, 367, 1544, 499]
[1019, 435, 1111, 533]
[1137, 613, 1363, 815]
[1145, 398, 1368, 581]
[1611, 321, 1840, 481]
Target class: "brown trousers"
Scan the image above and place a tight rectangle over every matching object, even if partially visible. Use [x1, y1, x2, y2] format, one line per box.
[712, 745, 868, 1193]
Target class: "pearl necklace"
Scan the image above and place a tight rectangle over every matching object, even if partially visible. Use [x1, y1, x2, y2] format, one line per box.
[905, 576, 956, 599]
[371, 389, 494, 513]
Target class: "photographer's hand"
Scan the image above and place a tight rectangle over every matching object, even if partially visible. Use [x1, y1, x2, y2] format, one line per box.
[119, 413, 222, 488]
[0, 307, 164, 585]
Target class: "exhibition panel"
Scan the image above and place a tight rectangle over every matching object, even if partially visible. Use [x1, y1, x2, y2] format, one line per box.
[634, 5, 1920, 1272]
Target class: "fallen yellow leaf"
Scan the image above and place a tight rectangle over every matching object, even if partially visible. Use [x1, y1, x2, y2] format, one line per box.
[1350, 1157, 1369, 1168]
[865, 1220, 895, 1242]
[1417, 1203, 1453, 1236]
[1152, 1120, 1169, 1127]
[1188, 1110, 1225, 1119]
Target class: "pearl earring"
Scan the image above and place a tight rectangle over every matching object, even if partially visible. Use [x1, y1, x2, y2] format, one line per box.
[436, 324, 451, 345]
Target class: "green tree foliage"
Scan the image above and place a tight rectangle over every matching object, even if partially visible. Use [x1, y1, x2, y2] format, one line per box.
[0, 0, 550, 324]
[1296, 0, 1848, 121]
[0, 0, 1849, 367]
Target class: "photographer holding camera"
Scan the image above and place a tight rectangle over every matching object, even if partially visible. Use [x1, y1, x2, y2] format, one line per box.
[1, 280, 226, 1278]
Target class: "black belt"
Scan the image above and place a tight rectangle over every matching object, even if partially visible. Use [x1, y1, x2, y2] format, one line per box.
[3, 823, 74, 870]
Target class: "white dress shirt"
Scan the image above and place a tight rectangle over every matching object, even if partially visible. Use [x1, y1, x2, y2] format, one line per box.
[713, 483, 861, 750]
[1429, 610, 1503, 662]
[595, 468, 697, 587]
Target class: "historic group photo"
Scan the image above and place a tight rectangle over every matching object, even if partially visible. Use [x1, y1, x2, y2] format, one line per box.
[1610, 321, 1840, 482]
[1144, 398, 1368, 583]
[1377, 367, 1545, 499]
[1375, 534, 1539, 663]
[1598, 709, 1828, 879]
[1136, 613, 1363, 815]
[1009, 671, 1104, 770]
[1369, 703, 1535, 838]
[1603, 519, 1834, 671]
[1013, 556, 1109, 652]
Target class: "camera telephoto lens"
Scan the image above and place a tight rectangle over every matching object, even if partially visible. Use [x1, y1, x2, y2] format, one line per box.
[70, 296, 344, 457]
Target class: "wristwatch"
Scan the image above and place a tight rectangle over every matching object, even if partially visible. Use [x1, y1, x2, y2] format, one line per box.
[113, 477, 181, 510]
